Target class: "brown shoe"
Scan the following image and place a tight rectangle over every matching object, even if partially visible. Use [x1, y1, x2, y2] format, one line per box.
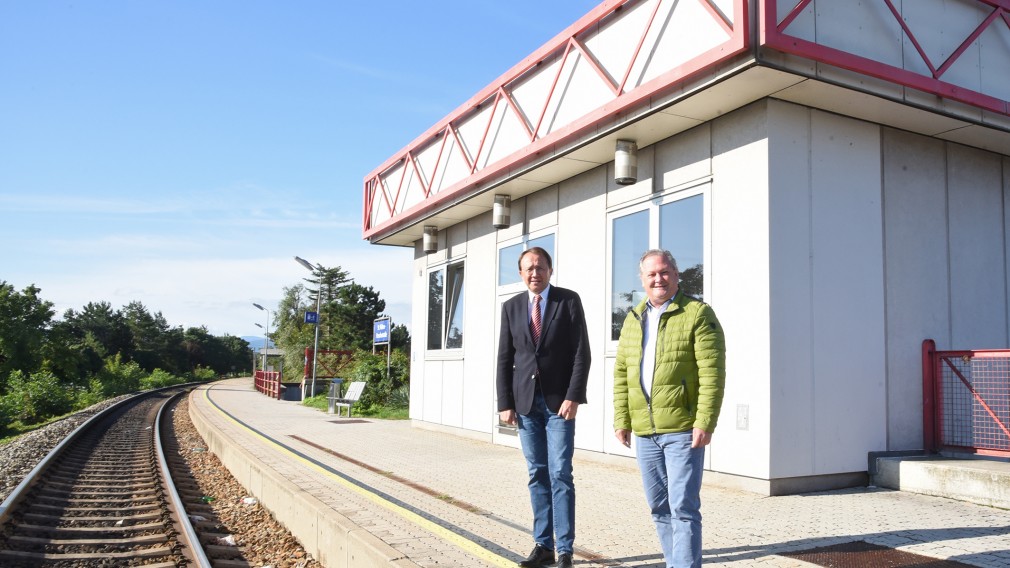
[518, 544, 555, 567]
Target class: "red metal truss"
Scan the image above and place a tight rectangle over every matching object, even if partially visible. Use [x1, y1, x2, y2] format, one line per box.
[363, 0, 748, 239]
[764, 0, 1010, 115]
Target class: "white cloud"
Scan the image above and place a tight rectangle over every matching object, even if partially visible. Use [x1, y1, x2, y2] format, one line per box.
[32, 244, 415, 338]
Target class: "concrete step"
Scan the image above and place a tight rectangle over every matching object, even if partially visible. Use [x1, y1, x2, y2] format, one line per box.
[871, 456, 1010, 510]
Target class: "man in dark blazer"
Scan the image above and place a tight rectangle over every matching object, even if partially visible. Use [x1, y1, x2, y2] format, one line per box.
[497, 246, 591, 568]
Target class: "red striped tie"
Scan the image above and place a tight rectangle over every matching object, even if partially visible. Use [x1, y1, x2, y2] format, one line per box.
[531, 294, 542, 344]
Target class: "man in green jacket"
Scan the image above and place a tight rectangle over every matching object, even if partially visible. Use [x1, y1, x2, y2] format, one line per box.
[614, 249, 726, 568]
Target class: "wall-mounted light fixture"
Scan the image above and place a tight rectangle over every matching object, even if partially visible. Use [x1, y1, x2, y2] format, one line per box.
[492, 194, 511, 229]
[615, 139, 638, 185]
[422, 225, 438, 253]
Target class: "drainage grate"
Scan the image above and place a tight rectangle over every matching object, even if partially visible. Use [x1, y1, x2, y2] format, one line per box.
[328, 419, 369, 424]
[779, 540, 974, 567]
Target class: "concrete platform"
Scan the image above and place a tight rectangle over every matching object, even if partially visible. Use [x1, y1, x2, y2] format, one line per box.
[872, 456, 1010, 510]
[189, 378, 1010, 568]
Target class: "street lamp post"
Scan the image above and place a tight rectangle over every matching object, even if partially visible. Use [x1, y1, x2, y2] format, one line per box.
[294, 256, 321, 400]
[252, 303, 271, 372]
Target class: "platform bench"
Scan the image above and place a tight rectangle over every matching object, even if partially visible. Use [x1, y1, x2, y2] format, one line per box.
[333, 381, 366, 417]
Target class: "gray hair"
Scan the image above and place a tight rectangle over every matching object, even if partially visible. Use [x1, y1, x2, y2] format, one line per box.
[639, 249, 678, 273]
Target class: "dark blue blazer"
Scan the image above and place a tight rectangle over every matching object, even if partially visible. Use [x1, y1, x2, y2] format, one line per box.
[496, 285, 591, 415]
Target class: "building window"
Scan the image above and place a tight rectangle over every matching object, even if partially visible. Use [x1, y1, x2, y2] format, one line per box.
[427, 261, 465, 350]
[610, 190, 705, 341]
[498, 233, 555, 287]
[611, 210, 649, 339]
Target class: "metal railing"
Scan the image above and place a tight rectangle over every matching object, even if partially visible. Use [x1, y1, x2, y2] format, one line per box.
[254, 370, 282, 399]
[922, 339, 1010, 457]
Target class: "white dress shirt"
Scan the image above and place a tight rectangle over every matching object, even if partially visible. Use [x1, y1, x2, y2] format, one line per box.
[640, 298, 670, 399]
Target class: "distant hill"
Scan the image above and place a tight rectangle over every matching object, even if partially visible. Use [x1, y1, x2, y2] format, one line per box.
[242, 336, 275, 351]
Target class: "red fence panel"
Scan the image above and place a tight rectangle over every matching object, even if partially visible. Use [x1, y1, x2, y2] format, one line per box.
[922, 339, 1010, 457]
[254, 370, 282, 399]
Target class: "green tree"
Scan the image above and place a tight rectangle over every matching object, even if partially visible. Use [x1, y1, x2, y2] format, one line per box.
[390, 323, 411, 353]
[62, 302, 134, 363]
[218, 334, 253, 376]
[0, 282, 55, 391]
[274, 283, 314, 380]
[122, 301, 174, 372]
[679, 263, 704, 299]
[46, 318, 105, 386]
[328, 283, 385, 351]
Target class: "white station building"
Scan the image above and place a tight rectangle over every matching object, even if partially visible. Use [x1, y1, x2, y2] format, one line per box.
[361, 0, 1010, 494]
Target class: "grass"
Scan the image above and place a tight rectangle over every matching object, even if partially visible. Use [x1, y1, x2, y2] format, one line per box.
[0, 413, 75, 446]
[301, 393, 408, 419]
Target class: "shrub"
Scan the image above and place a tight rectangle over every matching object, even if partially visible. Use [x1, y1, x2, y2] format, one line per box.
[189, 366, 217, 382]
[76, 377, 106, 409]
[141, 368, 185, 389]
[347, 349, 409, 410]
[0, 369, 76, 424]
[94, 354, 145, 398]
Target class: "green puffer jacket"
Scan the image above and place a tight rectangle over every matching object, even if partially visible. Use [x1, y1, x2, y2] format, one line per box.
[614, 291, 726, 436]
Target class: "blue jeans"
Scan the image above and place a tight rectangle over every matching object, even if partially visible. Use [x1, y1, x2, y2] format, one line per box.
[636, 431, 705, 568]
[517, 391, 576, 554]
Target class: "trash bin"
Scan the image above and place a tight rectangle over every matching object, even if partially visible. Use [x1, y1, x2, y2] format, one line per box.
[327, 379, 345, 414]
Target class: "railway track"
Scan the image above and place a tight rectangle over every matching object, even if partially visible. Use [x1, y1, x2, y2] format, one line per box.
[0, 388, 215, 567]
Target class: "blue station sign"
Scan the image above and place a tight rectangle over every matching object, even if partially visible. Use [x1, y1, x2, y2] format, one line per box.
[373, 317, 390, 344]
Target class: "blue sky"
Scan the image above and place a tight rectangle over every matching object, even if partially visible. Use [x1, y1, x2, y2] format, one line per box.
[0, 1, 599, 338]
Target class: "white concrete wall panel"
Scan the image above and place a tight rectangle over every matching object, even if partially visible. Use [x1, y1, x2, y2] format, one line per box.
[422, 360, 443, 423]
[585, 0, 654, 92]
[557, 169, 608, 453]
[478, 104, 528, 170]
[881, 128, 950, 450]
[638, 0, 730, 86]
[367, 0, 747, 234]
[605, 145, 655, 208]
[1006, 156, 1010, 346]
[902, 1, 987, 92]
[409, 243, 428, 420]
[775, 0, 814, 42]
[814, 1, 903, 70]
[542, 53, 614, 136]
[400, 162, 426, 214]
[527, 186, 559, 234]
[656, 124, 712, 192]
[461, 213, 497, 433]
[370, 182, 388, 223]
[809, 110, 886, 473]
[447, 222, 467, 259]
[509, 56, 565, 135]
[710, 102, 772, 479]
[414, 139, 443, 197]
[766, 100, 814, 478]
[440, 361, 465, 428]
[427, 228, 447, 265]
[435, 137, 473, 196]
[948, 145, 1008, 349]
[980, 23, 1010, 102]
[497, 197, 526, 243]
[456, 105, 494, 168]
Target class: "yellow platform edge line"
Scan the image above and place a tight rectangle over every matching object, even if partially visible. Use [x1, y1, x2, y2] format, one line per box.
[201, 384, 513, 568]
